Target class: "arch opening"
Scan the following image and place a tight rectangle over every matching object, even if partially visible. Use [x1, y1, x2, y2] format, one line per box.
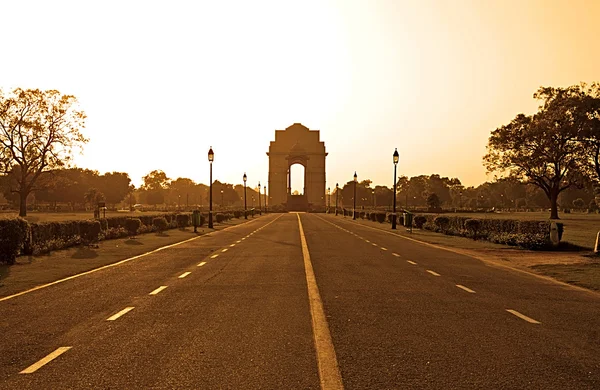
[289, 163, 305, 195]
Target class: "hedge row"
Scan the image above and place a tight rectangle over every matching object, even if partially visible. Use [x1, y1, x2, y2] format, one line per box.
[0, 210, 255, 263]
[338, 209, 564, 250]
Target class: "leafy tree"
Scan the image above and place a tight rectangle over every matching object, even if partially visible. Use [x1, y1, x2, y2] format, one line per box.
[573, 198, 585, 209]
[426, 193, 441, 210]
[0, 88, 87, 216]
[484, 87, 586, 219]
[84, 188, 105, 208]
[98, 172, 131, 208]
[141, 170, 169, 206]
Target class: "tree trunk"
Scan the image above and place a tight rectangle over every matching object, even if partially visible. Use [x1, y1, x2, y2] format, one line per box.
[19, 191, 28, 217]
[549, 189, 560, 220]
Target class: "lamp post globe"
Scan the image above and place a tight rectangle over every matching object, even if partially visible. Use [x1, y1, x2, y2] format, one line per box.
[208, 147, 214, 229]
[353, 172, 357, 220]
[258, 182, 261, 215]
[243, 173, 247, 219]
[392, 148, 399, 229]
[335, 183, 339, 216]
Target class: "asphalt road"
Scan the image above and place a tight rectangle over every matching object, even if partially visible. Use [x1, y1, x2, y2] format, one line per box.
[0, 213, 599, 389]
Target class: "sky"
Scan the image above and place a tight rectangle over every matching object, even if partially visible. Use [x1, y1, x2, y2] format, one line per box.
[2, 0, 599, 193]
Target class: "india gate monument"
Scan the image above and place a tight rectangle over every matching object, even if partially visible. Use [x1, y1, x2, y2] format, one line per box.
[267, 123, 327, 211]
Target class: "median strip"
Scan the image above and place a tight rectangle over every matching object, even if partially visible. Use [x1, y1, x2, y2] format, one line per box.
[506, 309, 541, 324]
[20, 347, 72, 374]
[149, 286, 168, 295]
[107, 307, 134, 321]
[297, 214, 344, 390]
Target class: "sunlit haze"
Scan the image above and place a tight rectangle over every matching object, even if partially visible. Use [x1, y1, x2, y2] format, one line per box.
[3, 0, 599, 191]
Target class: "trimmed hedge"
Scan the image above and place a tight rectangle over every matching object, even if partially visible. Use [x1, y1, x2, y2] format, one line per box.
[153, 217, 168, 232]
[125, 218, 141, 237]
[0, 218, 29, 264]
[416, 214, 564, 250]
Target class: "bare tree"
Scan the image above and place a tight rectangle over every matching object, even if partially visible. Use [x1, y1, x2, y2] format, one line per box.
[0, 88, 87, 216]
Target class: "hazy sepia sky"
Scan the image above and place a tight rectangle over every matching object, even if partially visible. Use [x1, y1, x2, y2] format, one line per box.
[2, 0, 599, 192]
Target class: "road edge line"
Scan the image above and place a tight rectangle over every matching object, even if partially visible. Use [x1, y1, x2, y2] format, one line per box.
[297, 213, 344, 390]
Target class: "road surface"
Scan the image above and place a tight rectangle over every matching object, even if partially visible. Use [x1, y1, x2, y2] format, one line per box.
[1, 213, 599, 389]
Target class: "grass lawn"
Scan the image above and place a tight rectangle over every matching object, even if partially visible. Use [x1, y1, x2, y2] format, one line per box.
[0, 210, 168, 223]
[531, 261, 600, 291]
[451, 211, 600, 250]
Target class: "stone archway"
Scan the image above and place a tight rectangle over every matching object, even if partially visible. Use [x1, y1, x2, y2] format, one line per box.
[267, 123, 327, 211]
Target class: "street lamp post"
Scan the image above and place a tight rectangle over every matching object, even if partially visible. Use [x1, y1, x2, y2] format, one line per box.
[392, 148, 399, 229]
[221, 189, 224, 210]
[327, 187, 331, 212]
[372, 190, 375, 209]
[459, 191, 463, 210]
[335, 183, 339, 216]
[208, 147, 214, 229]
[243, 173, 247, 219]
[353, 172, 357, 220]
[264, 185, 267, 213]
[258, 182, 262, 215]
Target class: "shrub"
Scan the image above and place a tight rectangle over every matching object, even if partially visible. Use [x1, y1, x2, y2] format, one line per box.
[215, 213, 226, 223]
[234, 210, 242, 218]
[434, 216, 450, 233]
[99, 218, 108, 231]
[125, 218, 142, 237]
[0, 218, 29, 264]
[413, 215, 427, 229]
[153, 217, 168, 232]
[79, 220, 101, 244]
[376, 213, 386, 223]
[464, 219, 481, 239]
[176, 213, 190, 227]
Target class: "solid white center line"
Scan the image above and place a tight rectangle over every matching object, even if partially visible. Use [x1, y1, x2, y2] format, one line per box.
[426, 270, 441, 276]
[179, 272, 191, 279]
[456, 284, 475, 293]
[20, 347, 72, 374]
[506, 309, 541, 324]
[210, 254, 219, 259]
[392, 253, 400, 257]
[297, 214, 343, 389]
[149, 286, 168, 295]
[107, 307, 134, 321]
[407, 260, 417, 265]
[197, 261, 207, 267]
[222, 248, 228, 252]
[380, 247, 388, 251]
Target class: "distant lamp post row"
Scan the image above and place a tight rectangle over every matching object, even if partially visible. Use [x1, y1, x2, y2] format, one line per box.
[335, 183, 339, 216]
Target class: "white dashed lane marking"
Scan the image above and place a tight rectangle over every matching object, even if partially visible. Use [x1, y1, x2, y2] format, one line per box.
[456, 284, 475, 293]
[222, 248, 228, 252]
[506, 309, 541, 324]
[107, 307, 135, 321]
[149, 286, 168, 295]
[426, 270, 441, 277]
[392, 253, 400, 257]
[407, 260, 417, 265]
[20, 347, 72, 374]
[210, 254, 219, 259]
[178, 272, 191, 279]
[197, 262, 207, 267]
[380, 247, 387, 251]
